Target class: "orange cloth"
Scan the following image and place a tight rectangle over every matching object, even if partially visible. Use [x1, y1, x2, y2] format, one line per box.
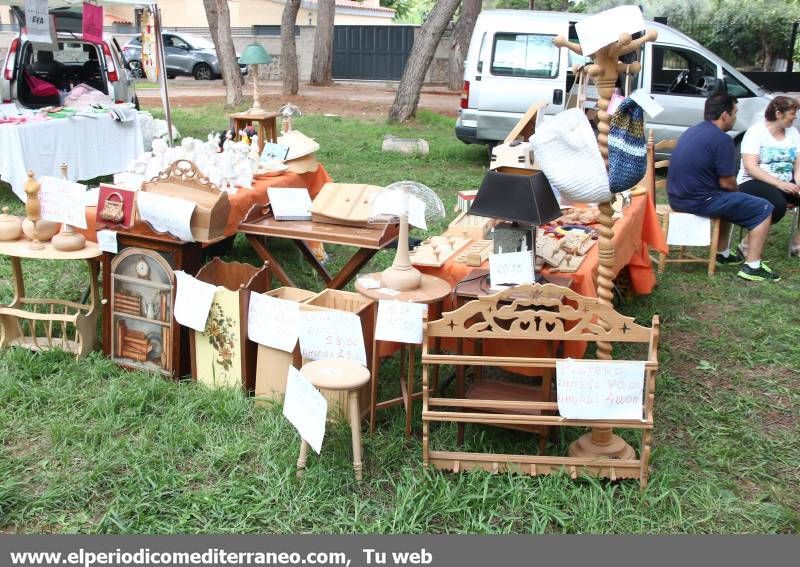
[81, 166, 332, 242]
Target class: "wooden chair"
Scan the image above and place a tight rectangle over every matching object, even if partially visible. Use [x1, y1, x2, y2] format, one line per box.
[421, 283, 660, 487]
[648, 132, 722, 276]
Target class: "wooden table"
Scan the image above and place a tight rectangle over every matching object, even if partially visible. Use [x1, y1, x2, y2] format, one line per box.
[239, 205, 399, 290]
[355, 273, 452, 437]
[0, 239, 101, 357]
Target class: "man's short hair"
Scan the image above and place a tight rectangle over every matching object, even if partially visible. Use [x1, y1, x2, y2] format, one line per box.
[704, 92, 738, 121]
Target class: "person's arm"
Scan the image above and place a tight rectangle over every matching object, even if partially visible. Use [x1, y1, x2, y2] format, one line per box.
[742, 153, 800, 194]
[719, 175, 738, 192]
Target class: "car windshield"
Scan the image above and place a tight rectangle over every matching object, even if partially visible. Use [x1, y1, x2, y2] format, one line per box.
[181, 35, 215, 50]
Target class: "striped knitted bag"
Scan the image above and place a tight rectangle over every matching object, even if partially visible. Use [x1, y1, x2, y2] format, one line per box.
[608, 97, 647, 193]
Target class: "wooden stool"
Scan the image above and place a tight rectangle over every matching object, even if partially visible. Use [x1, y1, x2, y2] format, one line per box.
[229, 111, 278, 155]
[296, 358, 371, 481]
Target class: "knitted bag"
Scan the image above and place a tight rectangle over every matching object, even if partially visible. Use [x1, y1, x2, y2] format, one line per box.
[607, 97, 647, 193]
[530, 107, 612, 203]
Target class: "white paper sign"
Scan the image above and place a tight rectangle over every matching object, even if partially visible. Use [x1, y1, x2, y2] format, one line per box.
[666, 212, 711, 246]
[489, 250, 535, 287]
[97, 230, 118, 254]
[248, 293, 300, 353]
[356, 276, 380, 290]
[136, 191, 196, 242]
[173, 271, 217, 332]
[630, 89, 664, 119]
[299, 310, 366, 366]
[556, 359, 646, 420]
[283, 366, 327, 454]
[407, 194, 427, 230]
[267, 187, 312, 220]
[24, 0, 53, 45]
[574, 6, 645, 57]
[370, 191, 405, 219]
[375, 300, 425, 344]
[38, 176, 88, 229]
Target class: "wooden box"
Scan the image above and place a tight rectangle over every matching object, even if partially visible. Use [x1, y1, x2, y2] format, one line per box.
[190, 258, 270, 392]
[444, 211, 497, 240]
[253, 287, 316, 403]
[140, 160, 231, 243]
[301, 289, 376, 422]
[309, 183, 382, 227]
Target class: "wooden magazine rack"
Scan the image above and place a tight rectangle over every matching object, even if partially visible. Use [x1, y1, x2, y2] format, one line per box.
[421, 283, 660, 487]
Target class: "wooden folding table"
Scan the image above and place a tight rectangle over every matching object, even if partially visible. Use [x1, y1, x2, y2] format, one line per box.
[238, 204, 399, 289]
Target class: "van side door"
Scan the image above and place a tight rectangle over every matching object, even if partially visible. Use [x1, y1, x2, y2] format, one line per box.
[643, 43, 721, 145]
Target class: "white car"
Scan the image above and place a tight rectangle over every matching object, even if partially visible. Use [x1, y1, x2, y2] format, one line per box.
[1, 7, 137, 108]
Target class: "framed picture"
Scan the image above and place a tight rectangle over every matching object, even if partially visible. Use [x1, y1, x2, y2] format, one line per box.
[96, 184, 136, 229]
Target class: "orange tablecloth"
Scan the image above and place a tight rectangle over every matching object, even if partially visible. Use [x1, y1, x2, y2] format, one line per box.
[81, 165, 332, 242]
[413, 190, 667, 368]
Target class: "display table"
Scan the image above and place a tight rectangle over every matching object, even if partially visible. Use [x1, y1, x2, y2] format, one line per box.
[355, 273, 451, 437]
[0, 239, 101, 357]
[0, 114, 144, 201]
[240, 208, 399, 290]
[80, 166, 332, 243]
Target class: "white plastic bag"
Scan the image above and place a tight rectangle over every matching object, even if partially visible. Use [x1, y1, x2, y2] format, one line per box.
[530, 107, 612, 203]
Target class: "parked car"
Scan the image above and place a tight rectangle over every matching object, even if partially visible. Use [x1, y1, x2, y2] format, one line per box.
[456, 10, 777, 155]
[123, 33, 247, 80]
[1, 8, 136, 109]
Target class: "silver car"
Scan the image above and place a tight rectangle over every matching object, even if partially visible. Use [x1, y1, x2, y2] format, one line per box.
[123, 32, 247, 80]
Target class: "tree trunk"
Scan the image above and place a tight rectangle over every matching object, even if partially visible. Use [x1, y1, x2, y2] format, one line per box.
[202, 0, 243, 107]
[309, 0, 335, 85]
[447, 0, 481, 91]
[281, 0, 301, 95]
[389, 0, 461, 122]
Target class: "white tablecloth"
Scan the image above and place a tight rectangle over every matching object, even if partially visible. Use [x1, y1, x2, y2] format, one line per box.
[0, 113, 144, 200]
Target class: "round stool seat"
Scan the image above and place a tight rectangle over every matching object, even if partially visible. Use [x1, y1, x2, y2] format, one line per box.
[301, 359, 370, 391]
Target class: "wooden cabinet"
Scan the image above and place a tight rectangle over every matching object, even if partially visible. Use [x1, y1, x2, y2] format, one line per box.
[102, 233, 201, 378]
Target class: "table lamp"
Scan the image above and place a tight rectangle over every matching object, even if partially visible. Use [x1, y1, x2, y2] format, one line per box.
[469, 171, 561, 281]
[238, 43, 273, 116]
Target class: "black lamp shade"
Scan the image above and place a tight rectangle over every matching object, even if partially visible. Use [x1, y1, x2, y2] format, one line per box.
[469, 171, 562, 226]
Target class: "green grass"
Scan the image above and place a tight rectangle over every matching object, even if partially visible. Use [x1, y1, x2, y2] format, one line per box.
[0, 104, 797, 534]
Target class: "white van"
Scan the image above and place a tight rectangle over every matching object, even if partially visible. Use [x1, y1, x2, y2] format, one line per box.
[456, 10, 773, 153]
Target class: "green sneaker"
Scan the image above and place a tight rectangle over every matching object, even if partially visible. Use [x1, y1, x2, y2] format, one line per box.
[737, 262, 781, 282]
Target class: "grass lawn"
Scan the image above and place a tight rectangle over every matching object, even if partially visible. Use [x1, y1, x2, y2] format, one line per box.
[0, 103, 797, 534]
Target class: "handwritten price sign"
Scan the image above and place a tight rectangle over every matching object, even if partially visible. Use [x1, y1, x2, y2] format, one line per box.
[489, 250, 535, 287]
[248, 293, 300, 353]
[555, 360, 646, 420]
[375, 300, 424, 344]
[299, 310, 366, 366]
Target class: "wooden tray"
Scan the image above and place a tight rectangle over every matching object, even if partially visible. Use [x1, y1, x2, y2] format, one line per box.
[310, 183, 382, 227]
[444, 211, 497, 240]
[409, 235, 471, 267]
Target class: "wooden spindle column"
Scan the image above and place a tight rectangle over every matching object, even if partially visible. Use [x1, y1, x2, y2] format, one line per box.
[554, 29, 657, 461]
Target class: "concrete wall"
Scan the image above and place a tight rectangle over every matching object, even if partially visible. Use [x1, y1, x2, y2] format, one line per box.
[0, 27, 454, 84]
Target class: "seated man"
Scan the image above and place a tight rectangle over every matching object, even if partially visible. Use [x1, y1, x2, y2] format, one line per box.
[666, 92, 779, 282]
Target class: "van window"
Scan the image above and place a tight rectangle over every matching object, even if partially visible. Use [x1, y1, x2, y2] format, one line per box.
[651, 45, 718, 97]
[722, 68, 755, 98]
[490, 33, 559, 79]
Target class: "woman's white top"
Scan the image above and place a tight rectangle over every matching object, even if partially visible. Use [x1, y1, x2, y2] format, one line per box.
[737, 121, 800, 184]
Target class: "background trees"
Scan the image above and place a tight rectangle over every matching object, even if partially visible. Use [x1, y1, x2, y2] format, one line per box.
[281, 0, 302, 95]
[201, 0, 243, 106]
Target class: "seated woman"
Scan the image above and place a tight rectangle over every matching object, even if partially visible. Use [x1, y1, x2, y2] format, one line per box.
[737, 95, 800, 255]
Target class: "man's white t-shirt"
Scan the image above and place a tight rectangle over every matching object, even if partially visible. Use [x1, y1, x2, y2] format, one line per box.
[737, 121, 800, 184]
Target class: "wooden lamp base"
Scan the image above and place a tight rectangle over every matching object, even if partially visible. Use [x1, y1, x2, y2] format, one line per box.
[569, 428, 636, 460]
[381, 264, 421, 291]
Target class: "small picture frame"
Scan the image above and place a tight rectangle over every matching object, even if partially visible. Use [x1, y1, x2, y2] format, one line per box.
[260, 142, 289, 163]
[96, 184, 136, 229]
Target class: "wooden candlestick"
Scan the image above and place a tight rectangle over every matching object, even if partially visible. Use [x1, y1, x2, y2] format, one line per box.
[554, 29, 657, 460]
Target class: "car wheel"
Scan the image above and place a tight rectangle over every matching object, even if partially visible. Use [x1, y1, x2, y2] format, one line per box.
[129, 60, 144, 79]
[167, 74, 176, 80]
[193, 63, 213, 81]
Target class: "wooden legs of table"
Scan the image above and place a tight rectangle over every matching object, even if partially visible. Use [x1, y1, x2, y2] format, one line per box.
[370, 342, 425, 438]
[246, 234, 378, 290]
[297, 390, 364, 481]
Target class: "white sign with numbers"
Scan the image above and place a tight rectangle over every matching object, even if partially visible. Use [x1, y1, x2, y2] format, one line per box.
[375, 300, 425, 344]
[556, 359, 646, 420]
[299, 310, 366, 366]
